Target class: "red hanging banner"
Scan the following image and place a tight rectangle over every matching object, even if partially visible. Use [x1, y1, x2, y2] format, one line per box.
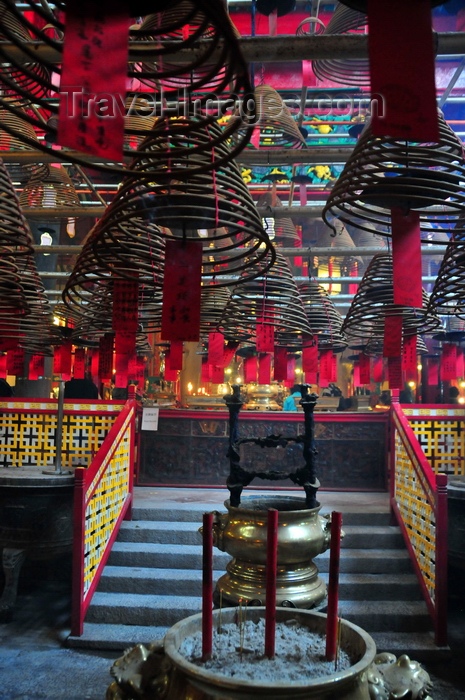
[383, 315, 403, 358]
[388, 356, 403, 390]
[7, 348, 24, 377]
[319, 350, 333, 383]
[353, 362, 361, 388]
[169, 341, 184, 371]
[161, 240, 203, 342]
[90, 349, 99, 385]
[256, 324, 275, 353]
[373, 357, 384, 384]
[112, 279, 139, 333]
[402, 334, 418, 381]
[222, 341, 239, 368]
[391, 209, 423, 308]
[286, 357, 296, 387]
[0, 354, 7, 379]
[115, 331, 136, 357]
[367, 0, 439, 142]
[273, 347, 288, 381]
[441, 343, 458, 381]
[244, 356, 258, 384]
[29, 354, 45, 381]
[73, 347, 86, 379]
[210, 366, 224, 384]
[456, 348, 464, 379]
[305, 371, 317, 385]
[302, 338, 318, 373]
[114, 353, 128, 388]
[359, 353, 371, 385]
[98, 333, 114, 381]
[427, 357, 439, 386]
[128, 353, 138, 382]
[258, 353, 272, 384]
[208, 332, 224, 366]
[58, 0, 129, 160]
[201, 359, 211, 383]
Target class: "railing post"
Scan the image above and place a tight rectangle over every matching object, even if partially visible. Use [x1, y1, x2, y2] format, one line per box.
[71, 467, 86, 637]
[435, 472, 448, 647]
[389, 405, 397, 524]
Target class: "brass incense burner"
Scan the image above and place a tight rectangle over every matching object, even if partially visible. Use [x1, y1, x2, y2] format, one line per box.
[212, 495, 331, 609]
[211, 384, 330, 608]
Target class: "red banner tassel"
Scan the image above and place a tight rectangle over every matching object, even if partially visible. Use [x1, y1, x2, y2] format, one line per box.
[265, 508, 278, 660]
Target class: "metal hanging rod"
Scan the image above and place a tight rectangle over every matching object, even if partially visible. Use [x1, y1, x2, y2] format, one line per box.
[32, 245, 448, 256]
[1, 32, 463, 65]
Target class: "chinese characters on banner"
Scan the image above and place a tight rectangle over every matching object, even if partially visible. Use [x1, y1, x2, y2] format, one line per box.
[112, 279, 139, 332]
[73, 347, 86, 379]
[441, 343, 457, 381]
[402, 335, 417, 381]
[383, 315, 403, 358]
[161, 240, 203, 342]
[391, 209, 423, 308]
[29, 354, 45, 381]
[367, 0, 438, 141]
[256, 324, 275, 353]
[58, 0, 129, 160]
[98, 333, 114, 381]
[359, 353, 371, 385]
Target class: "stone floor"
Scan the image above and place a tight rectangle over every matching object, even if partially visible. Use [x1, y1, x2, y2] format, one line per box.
[0, 487, 464, 699]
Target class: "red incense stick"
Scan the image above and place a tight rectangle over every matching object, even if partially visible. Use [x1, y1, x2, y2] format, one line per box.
[326, 511, 343, 661]
[202, 511, 214, 661]
[265, 508, 279, 659]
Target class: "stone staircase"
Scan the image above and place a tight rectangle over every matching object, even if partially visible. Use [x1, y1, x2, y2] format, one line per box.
[67, 491, 446, 660]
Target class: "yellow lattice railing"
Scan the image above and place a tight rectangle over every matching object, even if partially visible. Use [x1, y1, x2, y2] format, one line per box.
[72, 401, 136, 636]
[402, 406, 465, 476]
[0, 399, 124, 469]
[390, 403, 448, 646]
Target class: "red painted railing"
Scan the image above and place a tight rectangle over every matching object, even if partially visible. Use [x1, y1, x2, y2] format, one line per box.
[390, 402, 448, 646]
[71, 400, 137, 636]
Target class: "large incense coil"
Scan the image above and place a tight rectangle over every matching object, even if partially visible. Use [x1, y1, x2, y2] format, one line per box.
[311, 4, 369, 87]
[229, 85, 307, 150]
[218, 250, 312, 346]
[86, 131, 275, 285]
[199, 287, 231, 338]
[133, 1, 244, 95]
[257, 191, 300, 245]
[0, 0, 50, 102]
[123, 96, 157, 151]
[0, 0, 254, 174]
[323, 113, 465, 243]
[427, 220, 465, 318]
[0, 158, 35, 255]
[341, 253, 441, 340]
[19, 165, 81, 209]
[0, 255, 56, 353]
[0, 257, 29, 316]
[128, 112, 255, 178]
[0, 102, 48, 182]
[298, 281, 348, 352]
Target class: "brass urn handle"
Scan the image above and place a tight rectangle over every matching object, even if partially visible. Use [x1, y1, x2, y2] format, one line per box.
[199, 510, 226, 551]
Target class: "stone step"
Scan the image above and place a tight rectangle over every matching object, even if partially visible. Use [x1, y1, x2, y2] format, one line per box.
[117, 520, 404, 549]
[84, 592, 431, 633]
[85, 592, 202, 628]
[98, 567, 422, 601]
[131, 504, 391, 527]
[336, 600, 432, 633]
[108, 542, 414, 575]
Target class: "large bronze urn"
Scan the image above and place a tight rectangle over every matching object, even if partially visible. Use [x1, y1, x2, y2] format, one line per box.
[212, 495, 330, 608]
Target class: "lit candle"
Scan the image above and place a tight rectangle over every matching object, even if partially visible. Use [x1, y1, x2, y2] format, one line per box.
[202, 511, 214, 661]
[326, 511, 343, 662]
[265, 508, 279, 659]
